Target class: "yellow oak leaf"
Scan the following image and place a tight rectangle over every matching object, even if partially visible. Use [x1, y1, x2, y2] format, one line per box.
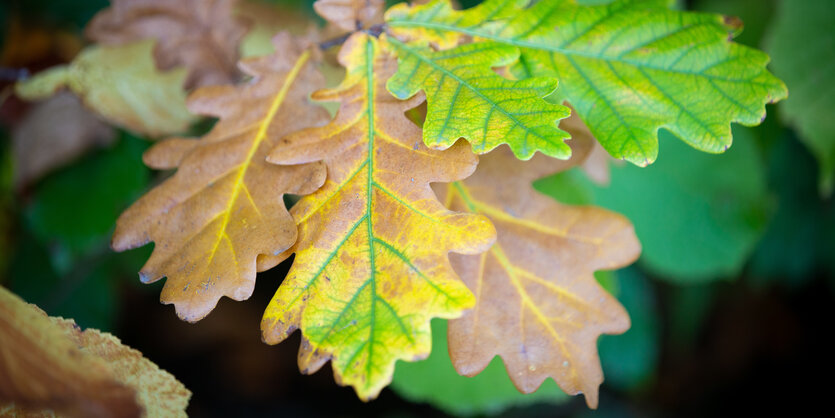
[15, 40, 194, 138]
[111, 33, 330, 322]
[86, 0, 250, 89]
[259, 33, 496, 400]
[437, 143, 641, 408]
[0, 286, 190, 417]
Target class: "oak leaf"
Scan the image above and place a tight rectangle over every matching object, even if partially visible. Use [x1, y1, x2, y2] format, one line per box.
[112, 33, 330, 322]
[14, 40, 194, 138]
[12, 92, 115, 189]
[386, 38, 570, 159]
[436, 143, 641, 408]
[86, 0, 250, 89]
[0, 286, 190, 417]
[259, 33, 496, 400]
[386, 0, 787, 165]
[314, 0, 385, 32]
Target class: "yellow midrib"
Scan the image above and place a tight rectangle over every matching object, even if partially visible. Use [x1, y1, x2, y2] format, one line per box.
[206, 50, 312, 266]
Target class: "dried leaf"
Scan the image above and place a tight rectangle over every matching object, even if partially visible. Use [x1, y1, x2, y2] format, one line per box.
[12, 92, 115, 189]
[0, 286, 190, 417]
[314, 0, 385, 32]
[437, 143, 641, 408]
[112, 34, 330, 322]
[86, 0, 249, 89]
[259, 33, 496, 400]
[14, 40, 194, 138]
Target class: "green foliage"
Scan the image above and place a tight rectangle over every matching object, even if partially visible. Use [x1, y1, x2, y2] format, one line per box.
[767, 0, 835, 194]
[598, 268, 660, 391]
[7, 133, 151, 331]
[391, 319, 568, 416]
[387, 0, 787, 165]
[24, 133, 149, 264]
[536, 127, 771, 282]
[387, 38, 570, 159]
[750, 133, 835, 286]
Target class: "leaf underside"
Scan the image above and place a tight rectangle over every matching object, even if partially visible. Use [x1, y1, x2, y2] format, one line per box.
[386, 0, 787, 165]
[259, 33, 495, 400]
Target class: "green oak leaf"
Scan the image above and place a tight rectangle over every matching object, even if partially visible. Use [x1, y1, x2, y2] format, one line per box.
[766, 0, 835, 194]
[387, 38, 570, 159]
[387, 0, 787, 165]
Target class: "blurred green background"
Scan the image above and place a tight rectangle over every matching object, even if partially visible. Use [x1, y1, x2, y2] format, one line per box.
[1, 0, 833, 417]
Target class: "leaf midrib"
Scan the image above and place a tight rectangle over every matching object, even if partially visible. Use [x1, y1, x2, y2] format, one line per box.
[205, 50, 312, 266]
[387, 20, 759, 83]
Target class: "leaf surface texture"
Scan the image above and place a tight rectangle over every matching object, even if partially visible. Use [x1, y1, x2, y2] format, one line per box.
[112, 34, 330, 322]
[260, 33, 496, 400]
[387, 38, 570, 159]
[0, 286, 190, 417]
[387, 0, 787, 165]
[437, 144, 640, 407]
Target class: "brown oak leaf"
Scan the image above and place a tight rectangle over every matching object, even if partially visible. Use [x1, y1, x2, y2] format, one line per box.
[0, 286, 190, 418]
[86, 0, 249, 89]
[111, 33, 330, 322]
[436, 140, 641, 408]
[314, 0, 385, 32]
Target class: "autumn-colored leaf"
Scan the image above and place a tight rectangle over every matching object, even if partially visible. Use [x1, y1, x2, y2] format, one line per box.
[314, 0, 385, 32]
[12, 92, 115, 189]
[387, 0, 787, 165]
[14, 40, 194, 138]
[386, 38, 570, 159]
[259, 33, 496, 400]
[86, 0, 250, 89]
[0, 286, 190, 417]
[112, 33, 330, 322]
[436, 142, 641, 408]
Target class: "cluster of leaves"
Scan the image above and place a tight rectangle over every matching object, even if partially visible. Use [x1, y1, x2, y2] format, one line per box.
[11, 0, 792, 411]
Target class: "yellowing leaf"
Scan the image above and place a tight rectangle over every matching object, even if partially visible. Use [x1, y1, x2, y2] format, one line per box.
[0, 286, 190, 417]
[259, 33, 496, 400]
[437, 145, 641, 408]
[15, 40, 194, 138]
[314, 0, 385, 32]
[86, 0, 249, 89]
[387, 0, 787, 165]
[386, 38, 570, 159]
[112, 34, 330, 322]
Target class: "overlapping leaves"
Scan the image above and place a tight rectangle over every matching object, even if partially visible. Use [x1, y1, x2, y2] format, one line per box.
[260, 33, 495, 400]
[387, 39, 570, 159]
[112, 34, 330, 322]
[437, 143, 640, 407]
[387, 0, 787, 165]
[15, 0, 786, 407]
